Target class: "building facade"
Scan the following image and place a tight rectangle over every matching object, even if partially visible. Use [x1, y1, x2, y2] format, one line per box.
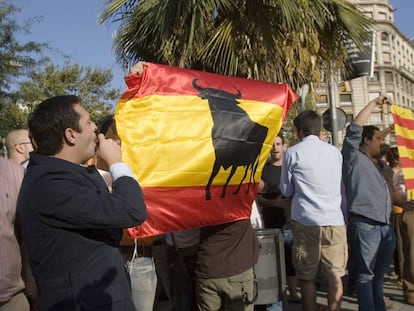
[315, 0, 414, 145]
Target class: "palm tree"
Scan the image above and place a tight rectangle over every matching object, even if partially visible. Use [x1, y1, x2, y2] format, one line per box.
[99, 0, 372, 90]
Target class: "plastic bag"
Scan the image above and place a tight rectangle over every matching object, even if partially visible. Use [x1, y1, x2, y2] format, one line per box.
[128, 240, 157, 311]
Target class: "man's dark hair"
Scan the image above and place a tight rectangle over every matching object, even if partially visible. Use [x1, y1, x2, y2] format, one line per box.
[386, 147, 400, 168]
[361, 125, 380, 146]
[28, 95, 81, 155]
[96, 115, 115, 136]
[380, 144, 391, 158]
[276, 132, 284, 144]
[293, 110, 321, 137]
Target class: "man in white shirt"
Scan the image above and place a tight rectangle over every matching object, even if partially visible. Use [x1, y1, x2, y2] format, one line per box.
[280, 110, 347, 311]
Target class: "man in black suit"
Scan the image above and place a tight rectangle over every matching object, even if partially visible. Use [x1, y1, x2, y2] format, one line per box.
[17, 94, 147, 310]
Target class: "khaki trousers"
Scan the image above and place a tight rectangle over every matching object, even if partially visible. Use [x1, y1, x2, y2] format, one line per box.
[196, 268, 255, 311]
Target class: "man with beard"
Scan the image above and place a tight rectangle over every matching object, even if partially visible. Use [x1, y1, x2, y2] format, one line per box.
[342, 95, 395, 311]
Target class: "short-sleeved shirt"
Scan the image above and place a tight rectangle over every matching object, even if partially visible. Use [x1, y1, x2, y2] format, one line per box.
[261, 164, 282, 199]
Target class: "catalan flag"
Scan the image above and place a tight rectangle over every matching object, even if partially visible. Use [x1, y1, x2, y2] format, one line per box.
[116, 63, 297, 238]
[391, 104, 414, 200]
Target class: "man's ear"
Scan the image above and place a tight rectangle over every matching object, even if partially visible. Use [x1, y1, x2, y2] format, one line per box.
[64, 128, 76, 146]
[15, 144, 25, 154]
[363, 137, 369, 145]
[296, 129, 304, 140]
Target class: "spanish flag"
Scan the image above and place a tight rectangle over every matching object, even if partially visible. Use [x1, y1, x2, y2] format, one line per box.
[391, 104, 414, 200]
[116, 63, 297, 238]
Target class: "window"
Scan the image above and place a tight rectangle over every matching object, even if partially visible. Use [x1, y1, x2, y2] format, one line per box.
[382, 52, 391, 63]
[385, 71, 394, 83]
[339, 94, 352, 105]
[363, 12, 373, 19]
[316, 94, 328, 107]
[369, 71, 380, 82]
[378, 12, 387, 20]
[381, 32, 389, 43]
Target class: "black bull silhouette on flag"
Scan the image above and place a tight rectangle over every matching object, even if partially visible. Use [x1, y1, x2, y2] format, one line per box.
[115, 62, 297, 238]
[192, 79, 269, 200]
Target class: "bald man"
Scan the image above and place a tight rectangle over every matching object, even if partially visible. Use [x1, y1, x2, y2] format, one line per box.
[0, 157, 30, 311]
[5, 129, 37, 309]
[5, 129, 33, 167]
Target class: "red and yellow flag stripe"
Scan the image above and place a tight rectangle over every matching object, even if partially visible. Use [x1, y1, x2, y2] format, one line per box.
[116, 63, 297, 237]
[391, 104, 414, 200]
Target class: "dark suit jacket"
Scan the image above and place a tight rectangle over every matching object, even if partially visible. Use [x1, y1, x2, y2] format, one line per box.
[17, 153, 146, 310]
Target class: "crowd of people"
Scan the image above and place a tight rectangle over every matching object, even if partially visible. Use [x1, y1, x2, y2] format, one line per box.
[0, 62, 413, 311]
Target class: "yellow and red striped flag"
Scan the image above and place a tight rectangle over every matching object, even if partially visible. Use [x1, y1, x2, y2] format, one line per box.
[116, 63, 297, 238]
[391, 104, 414, 200]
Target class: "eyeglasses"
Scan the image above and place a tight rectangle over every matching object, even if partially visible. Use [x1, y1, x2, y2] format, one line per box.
[13, 142, 32, 146]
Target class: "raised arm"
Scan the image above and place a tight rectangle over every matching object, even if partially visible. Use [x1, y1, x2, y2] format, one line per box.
[379, 124, 394, 141]
[354, 95, 392, 126]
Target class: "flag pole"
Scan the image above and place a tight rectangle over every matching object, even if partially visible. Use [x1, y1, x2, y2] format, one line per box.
[328, 68, 339, 146]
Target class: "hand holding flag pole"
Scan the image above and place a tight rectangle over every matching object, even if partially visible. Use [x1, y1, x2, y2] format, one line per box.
[116, 62, 298, 238]
[129, 62, 147, 75]
[354, 95, 392, 126]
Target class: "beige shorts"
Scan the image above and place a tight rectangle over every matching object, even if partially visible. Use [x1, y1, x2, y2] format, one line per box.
[292, 221, 348, 281]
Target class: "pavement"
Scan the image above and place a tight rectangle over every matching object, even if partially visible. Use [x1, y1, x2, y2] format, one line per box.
[156, 273, 414, 310]
[282, 273, 414, 311]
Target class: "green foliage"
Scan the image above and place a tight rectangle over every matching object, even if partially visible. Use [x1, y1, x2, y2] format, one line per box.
[16, 62, 121, 125]
[98, 0, 372, 147]
[0, 1, 122, 137]
[0, 1, 47, 100]
[0, 1, 47, 137]
[0, 100, 29, 137]
[99, 0, 372, 91]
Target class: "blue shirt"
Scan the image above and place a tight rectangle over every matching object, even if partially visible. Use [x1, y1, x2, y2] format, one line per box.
[280, 135, 344, 226]
[342, 123, 392, 223]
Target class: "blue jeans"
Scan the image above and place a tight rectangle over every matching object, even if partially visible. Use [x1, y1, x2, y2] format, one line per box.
[348, 216, 395, 311]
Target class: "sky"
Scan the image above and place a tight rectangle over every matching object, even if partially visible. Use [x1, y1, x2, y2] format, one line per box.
[13, 0, 414, 93]
[392, 0, 414, 39]
[14, 0, 126, 90]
